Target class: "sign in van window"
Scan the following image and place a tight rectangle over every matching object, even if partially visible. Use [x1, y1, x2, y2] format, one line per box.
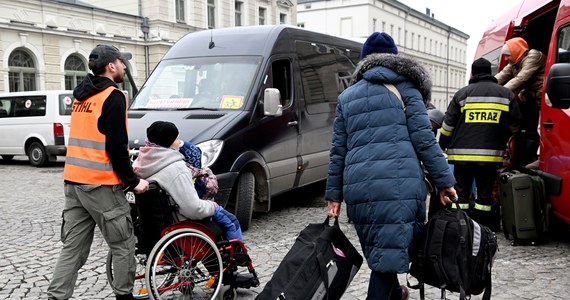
[14, 96, 46, 117]
[59, 94, 74, 115]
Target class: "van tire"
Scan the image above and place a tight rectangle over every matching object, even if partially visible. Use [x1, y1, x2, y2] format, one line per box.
[236, 172, 255, 231]
[1, 155, 14, 161]
[28, 142, 48, 167]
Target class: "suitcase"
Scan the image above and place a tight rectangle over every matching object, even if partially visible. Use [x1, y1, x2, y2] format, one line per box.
[498, 170, 547, 243]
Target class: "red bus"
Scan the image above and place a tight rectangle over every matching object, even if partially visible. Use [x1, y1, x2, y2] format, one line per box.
[475, 0, 570, 227]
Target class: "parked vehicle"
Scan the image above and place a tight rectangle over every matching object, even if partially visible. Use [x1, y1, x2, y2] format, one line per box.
[127, 25, 362, 230]
[0, 90, 73, 166]
[475, 0, 569, 226]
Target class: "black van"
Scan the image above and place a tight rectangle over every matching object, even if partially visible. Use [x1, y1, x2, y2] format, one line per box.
[128, 25, 361, 230]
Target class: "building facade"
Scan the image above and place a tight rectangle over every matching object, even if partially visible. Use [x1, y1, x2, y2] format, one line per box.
[297, 0, 469, 111]
[0, 0, 296, 98]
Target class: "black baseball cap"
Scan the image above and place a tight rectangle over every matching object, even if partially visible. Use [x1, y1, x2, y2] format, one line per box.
[88, 44, 132, 70]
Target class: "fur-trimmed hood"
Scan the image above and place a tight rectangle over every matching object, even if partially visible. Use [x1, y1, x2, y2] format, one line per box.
[354, 53, 432, 104]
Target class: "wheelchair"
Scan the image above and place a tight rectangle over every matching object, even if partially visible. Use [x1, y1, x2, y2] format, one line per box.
[106, 183, 259, 300]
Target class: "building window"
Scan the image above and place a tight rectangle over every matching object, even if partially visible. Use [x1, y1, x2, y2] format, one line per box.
[8, 48, 37, 92]
[235, 1, 243, 26]
[390, 24, 394, 36]
[411, 33, 415, 49]
[280, 13, 287, 24]
[398, 27, 401, 45]
[175, 0, 185, 22]
[404, 30, 408, 48]
[382, 21, 386, 32]
[259, 7, 266, 25]
[373, 18, 377, 31]
[64, 54, 87, 90]
[208, 0, 216, 29]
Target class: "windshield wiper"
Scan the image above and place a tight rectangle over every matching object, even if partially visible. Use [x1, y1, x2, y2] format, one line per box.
[175, 107, 219, 111]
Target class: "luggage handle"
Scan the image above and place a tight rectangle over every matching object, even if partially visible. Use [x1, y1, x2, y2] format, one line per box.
[324, 216, 340, 227]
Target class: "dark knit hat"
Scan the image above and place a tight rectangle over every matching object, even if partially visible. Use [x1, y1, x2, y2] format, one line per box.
[360, 32, 398, 59]
[89, 44, 132, 70]
[147, 121, 179, 148]
[471, 58, 492, 76]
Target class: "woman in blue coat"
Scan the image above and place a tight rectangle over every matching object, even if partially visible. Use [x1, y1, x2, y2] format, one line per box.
[325, 32, 458, 300]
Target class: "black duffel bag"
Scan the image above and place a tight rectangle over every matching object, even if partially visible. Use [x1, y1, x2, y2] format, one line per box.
[256, 217, 363, 300]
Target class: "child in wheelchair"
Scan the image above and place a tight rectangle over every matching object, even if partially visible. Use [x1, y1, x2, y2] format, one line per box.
[114, 121, 258, 299]
[132, 120, 242, 241]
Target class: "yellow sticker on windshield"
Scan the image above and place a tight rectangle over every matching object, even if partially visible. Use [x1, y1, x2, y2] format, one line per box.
[465, 110, 501, 123]
[219, 95, 244, 109]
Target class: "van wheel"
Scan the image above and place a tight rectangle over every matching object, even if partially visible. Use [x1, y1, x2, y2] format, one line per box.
[1, 155, 14, 161]
[235, 172, 255, 231]
[28, 142, 48, 167]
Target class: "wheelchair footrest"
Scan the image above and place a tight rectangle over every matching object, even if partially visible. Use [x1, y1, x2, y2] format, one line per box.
[233, 272, 260, 289]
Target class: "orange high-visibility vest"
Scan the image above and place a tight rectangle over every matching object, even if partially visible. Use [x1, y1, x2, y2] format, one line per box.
[64, 86, 127, 185]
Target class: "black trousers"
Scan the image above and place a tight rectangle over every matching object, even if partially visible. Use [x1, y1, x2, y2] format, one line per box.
[453, 163, 501, 231]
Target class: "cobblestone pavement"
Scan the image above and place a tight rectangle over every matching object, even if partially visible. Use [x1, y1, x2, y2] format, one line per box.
[1, 158, 570, 299]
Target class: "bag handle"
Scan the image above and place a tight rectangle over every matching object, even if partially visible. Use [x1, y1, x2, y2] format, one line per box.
[323, 216, 340, 227]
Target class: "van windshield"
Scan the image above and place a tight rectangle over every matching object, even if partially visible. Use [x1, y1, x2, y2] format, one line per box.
[130, 56, 261, 110]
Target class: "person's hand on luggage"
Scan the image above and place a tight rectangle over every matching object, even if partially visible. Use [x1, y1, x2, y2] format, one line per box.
[133, 179, 150, 194]
[439, 187, 458, 206]
[327, 200, 341, 217]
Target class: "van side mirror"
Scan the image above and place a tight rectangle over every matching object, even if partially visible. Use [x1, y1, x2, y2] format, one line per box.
[546, 63, 570, 109]
[263, 88, 282, 116]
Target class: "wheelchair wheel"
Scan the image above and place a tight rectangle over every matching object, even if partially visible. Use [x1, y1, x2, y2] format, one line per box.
[106, 251, 148, 299]
[146, 228, 224, 300]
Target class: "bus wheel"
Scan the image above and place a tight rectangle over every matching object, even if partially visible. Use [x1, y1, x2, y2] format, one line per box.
[235, 172, 255, 231]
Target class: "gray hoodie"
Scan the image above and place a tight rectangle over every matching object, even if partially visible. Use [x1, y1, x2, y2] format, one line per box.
[132, 146, 216, 220]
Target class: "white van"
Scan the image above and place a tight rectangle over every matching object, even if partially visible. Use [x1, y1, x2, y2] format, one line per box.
[0, 90, 73, 166]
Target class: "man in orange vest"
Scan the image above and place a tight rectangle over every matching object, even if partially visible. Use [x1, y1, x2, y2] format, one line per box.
[47, 45, 149, 300]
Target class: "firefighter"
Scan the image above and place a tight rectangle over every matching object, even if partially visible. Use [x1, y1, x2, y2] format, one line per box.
[440, 58, 522, 231]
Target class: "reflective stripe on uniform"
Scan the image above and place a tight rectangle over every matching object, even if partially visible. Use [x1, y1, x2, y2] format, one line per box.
[68, 138, 106, 151]
[461, 103, 509, 112]
[447, 148, 504, 156]
[447, 154, 504, 163]
[447, 148, 504, 163]
[65, 156, 114, 171]
[474, 203, 492, 211]
[463, 96, 511, 105]
[450, 203, 470, 209]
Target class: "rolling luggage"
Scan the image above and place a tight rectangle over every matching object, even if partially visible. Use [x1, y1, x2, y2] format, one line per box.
[256, 217, 363, 300]
[498, 170, 547, 243]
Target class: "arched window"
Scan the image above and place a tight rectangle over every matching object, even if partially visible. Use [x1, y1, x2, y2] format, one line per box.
[64, 54, 87, 90]
[8, 48, 37, 92]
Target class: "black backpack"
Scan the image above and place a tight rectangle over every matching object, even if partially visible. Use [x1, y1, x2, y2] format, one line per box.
[409, 206, 498, 300]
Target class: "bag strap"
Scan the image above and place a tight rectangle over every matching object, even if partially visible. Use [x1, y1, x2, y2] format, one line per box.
[382, 83, 405, 111]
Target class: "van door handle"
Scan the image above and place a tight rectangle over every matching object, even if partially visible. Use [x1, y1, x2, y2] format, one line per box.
[288, 121, 298, 127]
[542, 121, 554, 129]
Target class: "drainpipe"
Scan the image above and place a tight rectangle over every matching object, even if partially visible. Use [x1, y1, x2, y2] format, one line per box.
[446, 25, 451, 102]
[142, 17, 150, 78]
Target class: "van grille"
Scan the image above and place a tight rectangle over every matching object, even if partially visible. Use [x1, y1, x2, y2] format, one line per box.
[184, 113, 225, 119]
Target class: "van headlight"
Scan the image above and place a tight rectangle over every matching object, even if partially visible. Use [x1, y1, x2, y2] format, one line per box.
[196, 139, 224, 167]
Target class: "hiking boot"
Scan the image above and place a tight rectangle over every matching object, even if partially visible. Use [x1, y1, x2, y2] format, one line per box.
[400, 285, 409, 300]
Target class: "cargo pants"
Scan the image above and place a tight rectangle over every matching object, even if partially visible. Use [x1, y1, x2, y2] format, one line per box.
[47, 183, 135, 299]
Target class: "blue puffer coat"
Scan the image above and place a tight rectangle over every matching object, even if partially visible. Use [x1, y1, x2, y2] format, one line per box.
[325, 53, 456, 273]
